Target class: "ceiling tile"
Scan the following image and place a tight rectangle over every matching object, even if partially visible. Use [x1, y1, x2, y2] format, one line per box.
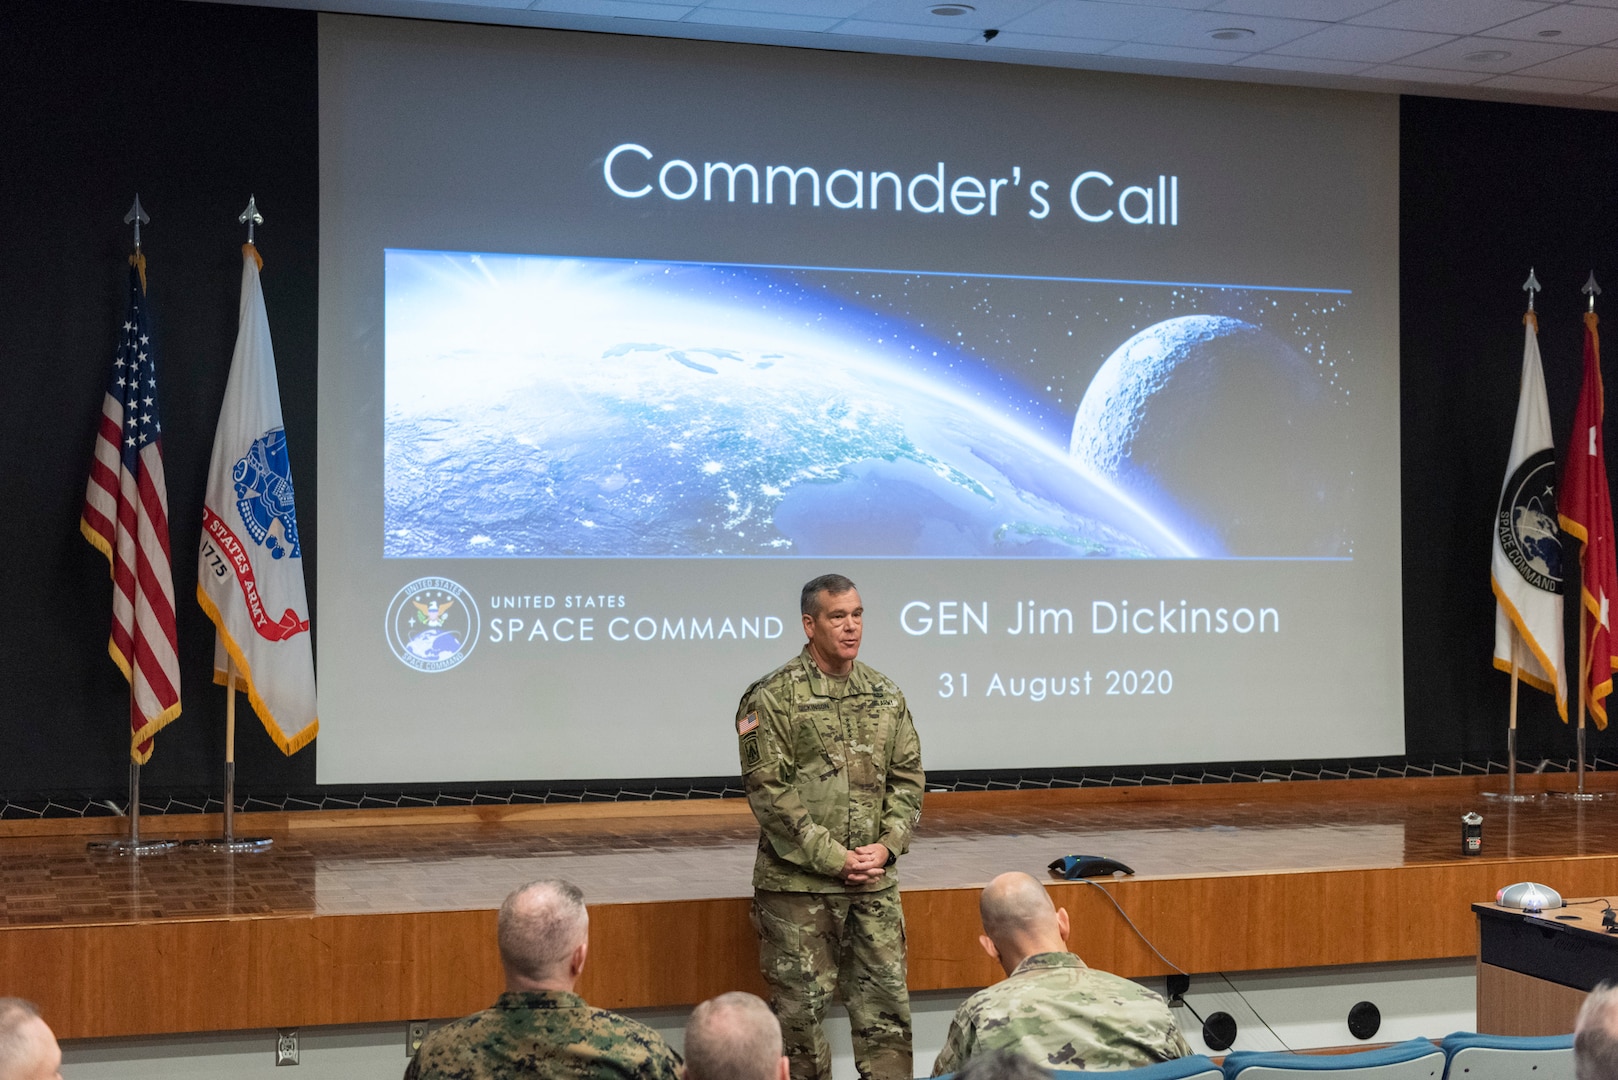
[682, 7, 843, 29]
[537, 0, 694, 15]
[1355, 62, 1494, 82]
[698, 0, 871, 16]
[1587, 82, 1618, 96]
[385, 0, 536, 8]
[1480, 71, 1613, 92]
[1232, 53, 1372, 73]
[1127, 11, 1323, 52]
[983, 30, 1122, 52]
[1001, 1, 1190, 39]
[828, 18, 985, 40]
[1105, 41, 1247, 63]
[1266, 23, 1454, 61]
[1347, 0, 1549, 35]
[845, 0, 1048, 30]
[1393, 34, 1580, 72]
[1481, 4, 1618, 46]
[1512, 44, 1618, 79]
[1208, 0, 1387, 19]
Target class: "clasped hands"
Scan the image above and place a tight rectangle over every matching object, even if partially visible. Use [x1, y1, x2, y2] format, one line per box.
[839, 843, 890, 884]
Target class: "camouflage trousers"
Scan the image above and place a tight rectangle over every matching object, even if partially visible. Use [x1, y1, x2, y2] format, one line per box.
[752, 888, 912, 1080]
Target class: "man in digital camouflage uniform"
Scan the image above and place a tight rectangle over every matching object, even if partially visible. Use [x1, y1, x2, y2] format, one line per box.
[931, 872, 1191, 1075]
[405, 879, 681, 1080]
[736, 573, 925, 1080]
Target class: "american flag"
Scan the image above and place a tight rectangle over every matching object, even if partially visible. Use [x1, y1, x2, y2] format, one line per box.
[80, 256, 182, 762]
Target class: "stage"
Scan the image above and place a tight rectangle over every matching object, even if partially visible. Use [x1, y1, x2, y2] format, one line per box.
[5, 774, 1618, 1041]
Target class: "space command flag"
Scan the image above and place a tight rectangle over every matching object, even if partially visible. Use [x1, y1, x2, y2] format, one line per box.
[197, 244, 318, 754]
[1491, 311, 1566, 719]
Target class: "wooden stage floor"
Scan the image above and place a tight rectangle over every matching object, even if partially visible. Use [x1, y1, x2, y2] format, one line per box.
[6, 774, 1618, 1040]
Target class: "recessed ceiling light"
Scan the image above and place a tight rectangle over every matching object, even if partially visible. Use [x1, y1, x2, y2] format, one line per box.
[929, 3, 975, 15]
[1537, 29, 1562, 37]
[1464, 49, 1512, 62]
[1209, 27, 1256, 41]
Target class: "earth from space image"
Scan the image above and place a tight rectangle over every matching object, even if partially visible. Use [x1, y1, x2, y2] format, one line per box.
[383, 252, 1349, 559]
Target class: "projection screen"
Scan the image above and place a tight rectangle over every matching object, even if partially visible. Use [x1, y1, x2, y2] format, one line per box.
[316, 13, 1403, 784]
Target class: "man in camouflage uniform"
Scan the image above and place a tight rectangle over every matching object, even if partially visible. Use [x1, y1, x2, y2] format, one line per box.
[737, 574, 925, 1080]
[931, 872, 1191, 1075]
[405, 879, 681, 1080]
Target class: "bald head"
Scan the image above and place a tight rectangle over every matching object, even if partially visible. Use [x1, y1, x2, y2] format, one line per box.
[977, 872, 1070, 975]
[0, 1000, 61, 1080]
[684, 992, 787, 1080]
[1577, 982, 1618, 1080]
[498, 880, 590, 990]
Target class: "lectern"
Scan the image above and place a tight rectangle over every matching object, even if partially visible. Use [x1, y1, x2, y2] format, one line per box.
[1474, 899, 1618, 1035]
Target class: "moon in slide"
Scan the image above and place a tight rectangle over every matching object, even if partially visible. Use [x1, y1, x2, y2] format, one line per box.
[1071, 314, 1350, 557]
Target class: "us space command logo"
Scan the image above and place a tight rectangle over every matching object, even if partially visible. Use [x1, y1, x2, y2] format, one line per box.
[1498, 448, 1563, 594]
[385, 577, 480, 672]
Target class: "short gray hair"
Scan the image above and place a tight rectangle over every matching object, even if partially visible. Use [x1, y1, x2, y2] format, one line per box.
[0, 999, 43, 1077]
[498, 880, 588, 982]
[801, 574, 857, 618]
[684, 992, 781, 1080]
[955, 1049, 1053, 1080]
[1578, 982, 1618, 1080]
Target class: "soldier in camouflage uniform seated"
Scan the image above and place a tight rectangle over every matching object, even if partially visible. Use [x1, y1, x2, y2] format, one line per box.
[684, 992, 790, 1080]
[405, 880, 681, 1080]
[736, 574, 926, 1080]
[931, 872, 1191, 1075]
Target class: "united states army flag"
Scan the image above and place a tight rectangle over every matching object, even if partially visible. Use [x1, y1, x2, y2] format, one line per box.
[1491, 311, 1567, 719]
[196, 244, 318, 754]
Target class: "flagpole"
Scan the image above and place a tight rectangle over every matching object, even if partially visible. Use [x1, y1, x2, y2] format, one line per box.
[1555, 274, 1610, 801]
[1486, 275, 1551, 803]
[88, 196, 176, 856]
[188, 199, 280, 852]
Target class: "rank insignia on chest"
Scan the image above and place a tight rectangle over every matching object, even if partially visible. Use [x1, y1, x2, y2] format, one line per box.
[738, 712, 759, 734]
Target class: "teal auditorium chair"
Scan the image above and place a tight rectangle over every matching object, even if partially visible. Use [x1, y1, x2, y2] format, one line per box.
[1439, 1032, 1574, 1080]
[1221, 1038, 1445, 1080]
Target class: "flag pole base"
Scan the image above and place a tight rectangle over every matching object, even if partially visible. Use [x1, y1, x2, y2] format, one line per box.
[87, 837, 178, 854]
[182, 836, 274, 852]
[1480, 791, 1538, 802]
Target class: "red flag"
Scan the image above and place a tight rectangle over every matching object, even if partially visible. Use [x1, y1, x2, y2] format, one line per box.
[1558, 311, 1618, 729]
[80, 255, 182, 761]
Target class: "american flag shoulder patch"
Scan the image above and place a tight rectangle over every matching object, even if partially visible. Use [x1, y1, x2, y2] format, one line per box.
[738, 712, 759, 735]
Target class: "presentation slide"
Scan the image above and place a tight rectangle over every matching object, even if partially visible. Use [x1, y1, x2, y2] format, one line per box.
[317, 14, 1404, 784]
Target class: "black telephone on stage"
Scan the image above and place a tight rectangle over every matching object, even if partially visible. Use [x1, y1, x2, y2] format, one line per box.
[1048, 854, 1136, 879]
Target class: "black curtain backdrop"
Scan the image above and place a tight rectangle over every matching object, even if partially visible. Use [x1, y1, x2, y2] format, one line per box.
[6, 0, 1618, 806]
[1401, 95, 1618, 764]
[1, 0, 318, 799]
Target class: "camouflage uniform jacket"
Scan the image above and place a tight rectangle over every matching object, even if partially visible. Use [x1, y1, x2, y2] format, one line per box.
[930, 952, 1192, 1075]
[737, 647, 925, 893]
[403, 990, 682, 1080]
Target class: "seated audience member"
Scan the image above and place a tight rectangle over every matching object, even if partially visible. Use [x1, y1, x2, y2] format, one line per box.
[0, 999, 62, 1080]
[1577, 981, 1618, 1080]
[953, 1049, 1052, 1080]
[932, 872, 1191, 1075]
[683, 992, 789, 1080]
[406, 879, 682, 1080]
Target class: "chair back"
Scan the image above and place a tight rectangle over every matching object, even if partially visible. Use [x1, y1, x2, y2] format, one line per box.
[1439, 1031, 1573, 1080]
[1222, 1038, 1445, 1080]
